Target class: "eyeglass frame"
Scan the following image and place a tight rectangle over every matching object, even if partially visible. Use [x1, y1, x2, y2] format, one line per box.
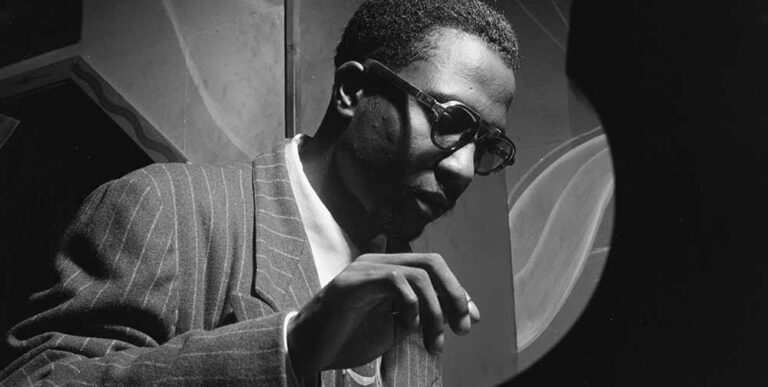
[362, 58, 516, 175]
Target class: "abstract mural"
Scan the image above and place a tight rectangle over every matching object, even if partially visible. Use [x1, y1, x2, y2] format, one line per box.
[499, 0, 615, 372]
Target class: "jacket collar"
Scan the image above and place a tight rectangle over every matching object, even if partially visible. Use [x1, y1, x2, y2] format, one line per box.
[250, 142, 321, 312]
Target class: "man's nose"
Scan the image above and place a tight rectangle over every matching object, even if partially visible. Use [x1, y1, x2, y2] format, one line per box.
[435, 142, 475, 196]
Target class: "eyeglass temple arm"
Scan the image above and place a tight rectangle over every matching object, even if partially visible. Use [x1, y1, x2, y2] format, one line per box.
[363, 60, 441, 111]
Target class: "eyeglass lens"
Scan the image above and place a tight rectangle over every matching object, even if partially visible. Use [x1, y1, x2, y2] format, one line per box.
[433, 105, 511, 173]
[475, 138, 513, 173]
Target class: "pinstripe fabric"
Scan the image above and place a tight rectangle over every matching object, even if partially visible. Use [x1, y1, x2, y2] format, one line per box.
[0, 143, 440, 386]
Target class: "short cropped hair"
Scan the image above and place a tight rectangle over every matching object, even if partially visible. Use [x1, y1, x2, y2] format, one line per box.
[335, 0, 520, 72]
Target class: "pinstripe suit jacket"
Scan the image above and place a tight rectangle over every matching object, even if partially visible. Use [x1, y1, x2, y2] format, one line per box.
[0, 144, 441, 386]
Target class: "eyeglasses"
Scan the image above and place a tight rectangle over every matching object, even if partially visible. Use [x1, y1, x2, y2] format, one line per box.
[363, 59, 516, 175]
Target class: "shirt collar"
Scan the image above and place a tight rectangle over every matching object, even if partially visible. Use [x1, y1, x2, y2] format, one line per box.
[284, 134, 359, 287]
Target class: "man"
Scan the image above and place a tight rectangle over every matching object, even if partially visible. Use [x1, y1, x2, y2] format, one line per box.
[0, 0, 520, 385]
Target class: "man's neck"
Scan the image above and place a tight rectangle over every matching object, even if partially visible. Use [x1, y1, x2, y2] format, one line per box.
[298, 129, 378, 252]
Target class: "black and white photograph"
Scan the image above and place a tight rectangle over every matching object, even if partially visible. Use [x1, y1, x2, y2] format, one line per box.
[1, 0, 766, 385]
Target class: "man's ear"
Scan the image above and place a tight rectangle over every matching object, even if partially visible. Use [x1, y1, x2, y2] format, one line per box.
[333, 61, 366, 119]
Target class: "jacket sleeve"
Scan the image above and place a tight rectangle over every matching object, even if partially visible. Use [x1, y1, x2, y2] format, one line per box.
[0, 167, 300, 386]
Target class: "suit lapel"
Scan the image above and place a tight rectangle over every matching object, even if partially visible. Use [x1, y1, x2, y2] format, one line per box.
[249, 145, 440, 386]
[250, 143, 321, 313]
[381, 335, 442, 387]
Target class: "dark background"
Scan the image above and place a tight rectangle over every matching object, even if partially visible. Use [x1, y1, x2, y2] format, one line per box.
[0, 0, 154, 368]
[508, 0, 768, 385]
[0, 0, 82, 67]
[0, 83, 153, 368]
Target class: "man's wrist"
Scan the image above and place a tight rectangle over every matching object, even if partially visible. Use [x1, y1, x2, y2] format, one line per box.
[282, 311, 301, 386]
[283, 311, 298, 351]
[287, 309, 327, 378]
[286, 311, 309, 377]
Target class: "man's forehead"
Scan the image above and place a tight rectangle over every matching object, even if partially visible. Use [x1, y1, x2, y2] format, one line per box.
[398, 30, 517, 123]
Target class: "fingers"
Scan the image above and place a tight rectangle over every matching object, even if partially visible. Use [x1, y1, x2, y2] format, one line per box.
[387, 270, 420, 334]
[300, 258, 473, 372]
[359, 253, 475, 336]
[401, 267, 444, 354]
[466, 293, 480, 324]
[382, 267, 442, 354]
[420, 253, 468, 334]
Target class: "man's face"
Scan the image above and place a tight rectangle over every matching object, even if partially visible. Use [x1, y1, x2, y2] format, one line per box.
[336, 29, 517, 241]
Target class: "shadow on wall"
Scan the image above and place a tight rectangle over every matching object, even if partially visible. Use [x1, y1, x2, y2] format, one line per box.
[0, 82, 155, 368]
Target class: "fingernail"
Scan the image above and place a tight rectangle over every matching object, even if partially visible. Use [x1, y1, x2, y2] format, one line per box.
[468, 300, 480, 324]
[412, 315, 421, 331]
[459, 314, 471, 335]
[435, 333, 445, 353]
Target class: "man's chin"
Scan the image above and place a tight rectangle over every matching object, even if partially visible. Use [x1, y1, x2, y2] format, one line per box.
[372, 190, 449, 242]
[390, 221, 427, 242]
[383, 205, 437, 242]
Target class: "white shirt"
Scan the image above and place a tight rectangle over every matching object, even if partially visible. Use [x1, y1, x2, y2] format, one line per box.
[284, 134, 360, 287]
[282, 135, 381, 385]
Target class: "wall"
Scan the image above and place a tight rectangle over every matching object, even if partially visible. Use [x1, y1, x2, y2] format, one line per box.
[0, 0, 613, 384]
[513, 1, 768, 384]
[498, 0, 613, 375]
[0, 0, 286, 163]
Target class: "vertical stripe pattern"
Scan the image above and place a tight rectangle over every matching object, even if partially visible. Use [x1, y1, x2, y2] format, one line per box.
[0, 143, 441, 386]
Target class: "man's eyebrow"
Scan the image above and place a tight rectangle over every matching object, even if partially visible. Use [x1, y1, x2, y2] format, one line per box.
[428, 90, 506, 129]
[429, 91, 460, 105]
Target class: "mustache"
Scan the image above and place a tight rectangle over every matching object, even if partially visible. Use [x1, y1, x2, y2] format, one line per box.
[403, 187, 457, 216]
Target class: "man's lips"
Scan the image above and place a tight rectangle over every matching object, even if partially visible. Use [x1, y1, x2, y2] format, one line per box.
[413, 191, 451, 219]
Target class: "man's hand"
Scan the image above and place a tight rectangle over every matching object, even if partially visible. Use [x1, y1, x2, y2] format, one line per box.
[286, 253, 480, 377]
